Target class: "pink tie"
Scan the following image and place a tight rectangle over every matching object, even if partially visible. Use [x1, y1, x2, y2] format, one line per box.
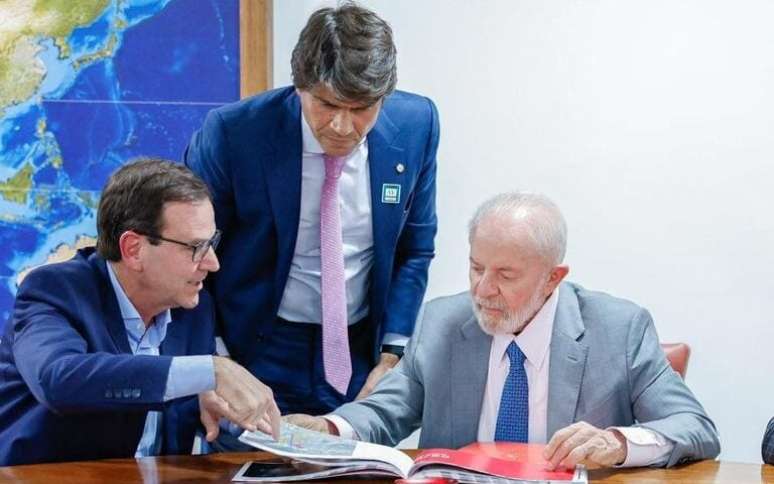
[320, 155, 352, 395]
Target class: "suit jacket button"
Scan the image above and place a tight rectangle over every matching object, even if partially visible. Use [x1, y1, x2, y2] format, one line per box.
[105, 389, 113, 399]
[132, 389, 141, 399]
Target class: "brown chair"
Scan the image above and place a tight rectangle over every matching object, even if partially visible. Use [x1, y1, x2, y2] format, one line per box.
[661, 342, 691, 378]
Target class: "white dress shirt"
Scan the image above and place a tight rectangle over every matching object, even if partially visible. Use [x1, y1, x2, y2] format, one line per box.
[277, 114, 405, 346]
[277, 114, 373, 325]
[477, 287, 558, 444]
[331, 285, 674, 466]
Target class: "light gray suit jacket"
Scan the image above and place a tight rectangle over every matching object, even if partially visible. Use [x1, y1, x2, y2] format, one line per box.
[333, 282, 720, 467]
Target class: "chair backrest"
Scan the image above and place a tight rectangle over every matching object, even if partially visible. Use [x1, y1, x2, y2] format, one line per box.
[661, 342, 691, 378]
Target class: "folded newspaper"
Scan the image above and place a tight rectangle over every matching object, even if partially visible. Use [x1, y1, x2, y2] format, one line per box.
[233, 422, 587, 483]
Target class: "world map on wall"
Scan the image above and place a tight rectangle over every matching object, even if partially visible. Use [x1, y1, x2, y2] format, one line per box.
[0, 0, 239, 331]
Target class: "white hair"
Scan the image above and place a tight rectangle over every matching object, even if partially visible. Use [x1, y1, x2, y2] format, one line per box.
[468, 192, 567, 265]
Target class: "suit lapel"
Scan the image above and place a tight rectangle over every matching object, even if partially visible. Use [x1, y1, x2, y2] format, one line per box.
[546, 284, 588, 438]
[92, 255, 132, 354]
[451, 316, 491, 447]
[264, 94, 303, 293]
[367, 111, 405, 301]
[161, 310, 187, 357]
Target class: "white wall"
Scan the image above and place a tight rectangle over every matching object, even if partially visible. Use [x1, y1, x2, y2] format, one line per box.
[273, 0, 774, 463]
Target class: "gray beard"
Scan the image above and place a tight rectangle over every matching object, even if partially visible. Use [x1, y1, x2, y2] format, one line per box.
[473, 287, 547, 336]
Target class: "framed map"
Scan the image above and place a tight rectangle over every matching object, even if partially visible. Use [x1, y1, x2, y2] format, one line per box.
[0, 0, 268, 330]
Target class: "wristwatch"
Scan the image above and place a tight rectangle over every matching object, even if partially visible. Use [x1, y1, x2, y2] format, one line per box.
[380, 344, 405, 358]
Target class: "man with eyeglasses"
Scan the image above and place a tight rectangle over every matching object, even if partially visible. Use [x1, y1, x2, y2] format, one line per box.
[0, 158, 280, 466]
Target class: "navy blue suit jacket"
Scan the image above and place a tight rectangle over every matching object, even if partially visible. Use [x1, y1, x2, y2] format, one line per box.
[764, 417, 774, 464]
[184, 86, 439, 367]
[0, 248, 216, 465]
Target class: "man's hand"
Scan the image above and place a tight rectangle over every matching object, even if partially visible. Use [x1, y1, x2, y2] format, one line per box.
[283, 414, 337, 435]
[199, 391, 229, 442]
[209, 356, 281, 439]
[543, 421, 627, 470]
[199, 391, 279, 442]
[355, 352, 400, 400]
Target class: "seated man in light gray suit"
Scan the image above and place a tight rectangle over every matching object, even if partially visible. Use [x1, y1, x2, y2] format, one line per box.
[287, 192, 720, 469]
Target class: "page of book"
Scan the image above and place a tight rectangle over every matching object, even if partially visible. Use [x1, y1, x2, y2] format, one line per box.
[238, 422, 415, 476]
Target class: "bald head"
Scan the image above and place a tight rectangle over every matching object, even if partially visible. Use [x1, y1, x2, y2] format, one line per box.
[468, 192, 567, 266]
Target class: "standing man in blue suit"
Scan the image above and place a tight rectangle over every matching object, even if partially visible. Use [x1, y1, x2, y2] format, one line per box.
[0, 159, 279, 466]
[185, 2, 439, 415]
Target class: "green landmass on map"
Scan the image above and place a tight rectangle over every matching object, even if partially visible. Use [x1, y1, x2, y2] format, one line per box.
[0, 164, 34, 204]
[31, 0, 110, 39]
[0, 0, 109, 112]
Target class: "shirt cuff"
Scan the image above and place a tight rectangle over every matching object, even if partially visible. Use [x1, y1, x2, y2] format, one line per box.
[163, 355, 216, 401]
[324, 415, 360, 440]
[381, 333, 409, 347]
[611, 426, 674, 467]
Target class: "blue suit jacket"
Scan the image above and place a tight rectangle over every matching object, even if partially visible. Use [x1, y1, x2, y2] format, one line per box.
[184, 86, 439, 367]
[0, 248, 216, 465]
[763, 417, 774, 464]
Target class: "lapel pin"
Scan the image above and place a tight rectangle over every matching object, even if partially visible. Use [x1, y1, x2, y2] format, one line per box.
[395, 163, 405, 174]
[381, 183, 401, 204]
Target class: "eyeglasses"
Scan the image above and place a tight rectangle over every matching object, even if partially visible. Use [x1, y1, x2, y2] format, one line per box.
[137, 229, 222, 263]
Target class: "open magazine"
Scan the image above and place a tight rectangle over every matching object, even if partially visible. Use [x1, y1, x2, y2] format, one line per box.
[232, 422, 587, 483]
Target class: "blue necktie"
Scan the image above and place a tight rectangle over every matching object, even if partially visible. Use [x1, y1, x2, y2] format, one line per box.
[494, 341, 529, 442]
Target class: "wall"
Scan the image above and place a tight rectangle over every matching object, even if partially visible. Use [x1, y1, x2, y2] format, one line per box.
[273, 0, 774, 463]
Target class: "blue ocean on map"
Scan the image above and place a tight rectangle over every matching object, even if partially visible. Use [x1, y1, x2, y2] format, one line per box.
[0, 0, 239, 330]
[68, 8, 112, 53]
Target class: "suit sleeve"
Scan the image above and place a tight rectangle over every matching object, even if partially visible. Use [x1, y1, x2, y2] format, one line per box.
[164, 296, 218, 454]
[183, 109, 237, 234]
[333, 305, 428, 444]
[763, 417, 774, 464]
[11, 273, 172, 414]
[380, 97, 440, 338]
[626, 309, 721, 466]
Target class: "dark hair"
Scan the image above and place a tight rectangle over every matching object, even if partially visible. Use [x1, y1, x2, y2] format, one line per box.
[96, 158, 212, 261]
[291, 1, 397, 104]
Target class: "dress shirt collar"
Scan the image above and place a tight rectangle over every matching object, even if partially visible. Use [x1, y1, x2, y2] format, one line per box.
[300, 111, 367, 156]
[105, 261, 172, 349]
[490, 285, 560, 371]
